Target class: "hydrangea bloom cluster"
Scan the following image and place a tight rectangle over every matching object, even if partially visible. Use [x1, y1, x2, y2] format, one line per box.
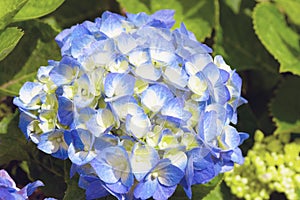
[0, 169, 44, 199]
[14, 10, 248, 199]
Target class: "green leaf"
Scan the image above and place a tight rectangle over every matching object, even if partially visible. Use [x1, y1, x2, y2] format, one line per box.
[0, 27, 24, 62]
[214, 1, 279, 72]
[0, 112, 30, 164]
[117, 0, 215, 41]
[27, 151, 66, 198]
[224, 0, 242, 14]
[0, 0, 28, 30]
[13, 0, 65, 21]
[0, 20, 60, 97]
[50, 0, 114, 28]
[202, 181, 235, 200]
[270, 75, 300, 134]
[117, 0, 150, 13]
[253, 2, 300, 76]
[171, 174, 223, 199]
[275, 0, 300, 26]
[63, 174, 85, 200]
[0, 111, 16, 134]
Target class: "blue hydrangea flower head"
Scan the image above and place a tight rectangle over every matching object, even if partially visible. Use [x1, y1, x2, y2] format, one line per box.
[14, 9, 248, 200]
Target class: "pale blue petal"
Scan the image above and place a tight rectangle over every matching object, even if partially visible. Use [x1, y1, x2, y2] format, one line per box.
[163, 150, 187, 172]
[220, 126, 241, 149]
[100, 13, 124, 37]
[150, 9, 175, 28]
[163, 65, 188, 89]
[126, 12, 149, 27]
[125, 113, 150, 138]
[104, 73, 135, 101]
[110, 96, 141, 121]
[90, 159, 119, 184]
[18, 82, 43, 105]
[134, 62, 162, 81]
[115, 33, 137, 54]
[49, 56, 80, 86]
[130, 143, 160, 181]
[157, 164, 184, 187]
[161, 98, 192, 123]
[141, 84, 173, 112]
[185, 53, 213, 76]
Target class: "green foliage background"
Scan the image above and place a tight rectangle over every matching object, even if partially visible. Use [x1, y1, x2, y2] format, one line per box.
[0, 0, 299, 199]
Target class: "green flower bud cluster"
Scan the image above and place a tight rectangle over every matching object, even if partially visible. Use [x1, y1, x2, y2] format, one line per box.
[224, 130, 300, 200]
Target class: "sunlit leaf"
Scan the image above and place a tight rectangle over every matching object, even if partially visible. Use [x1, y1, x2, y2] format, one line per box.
[214, 1, 278, 72]
[253, 2, 300, 75]
[275, 0, 300, 26]
[0, 0, 28, 30]
[13, 0, 65, 21]
[270, 75, 300, 134]
[0, 27, 24, 62]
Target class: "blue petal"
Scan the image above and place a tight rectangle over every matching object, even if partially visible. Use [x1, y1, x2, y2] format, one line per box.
[18, 112, 34, 139]
[125, 113, 151, 138]
[38, 130, 68, 159]
[220, 126, 241, 149]
[104, 73, 135, 101]
[150, 9, 175, 28]
[126, 12, 149, 27]
[57, 96, 74, 126]
[100, 12, 124, 37]
[85, 179, 110, 200]
[185, 53, 213, 75]
[134, 62, 162, 81]
[24, 180, 44, 196]
[161, 98, 192, 124]
[163, 65, 188, 89]
[156, 163, 184, 187]
[90, 159, 119, 184]
[130, 143, 160, 181]
[134, 178, 158, 199]
[115, 33, 137, 54]
[105, 181, 129, 194]
[141, 84, 173, 112]
[49, 56, 80, 86]
[153, 184, 177, 200]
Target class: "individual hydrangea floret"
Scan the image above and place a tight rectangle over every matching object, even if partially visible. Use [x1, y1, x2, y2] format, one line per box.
[0, 169, 44, 199]
[14, 9, 248, 200]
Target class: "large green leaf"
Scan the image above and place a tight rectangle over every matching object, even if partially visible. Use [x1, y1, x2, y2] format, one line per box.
[270, 75, 300, 134]
[0, 113, 30, 164]
[253, 2, 300, 76]
[0, 0, 28, 30]
[13, 0, 65, 21]
[0, 20, 60, 97]
[275, 0, 300, 26]
[214, 1, 278, 72]
[117, 0, 215, 42]
[0, 27, 24, 62]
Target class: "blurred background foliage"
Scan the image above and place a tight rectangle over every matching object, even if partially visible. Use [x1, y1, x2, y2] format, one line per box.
[0, 0, 299, 199]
